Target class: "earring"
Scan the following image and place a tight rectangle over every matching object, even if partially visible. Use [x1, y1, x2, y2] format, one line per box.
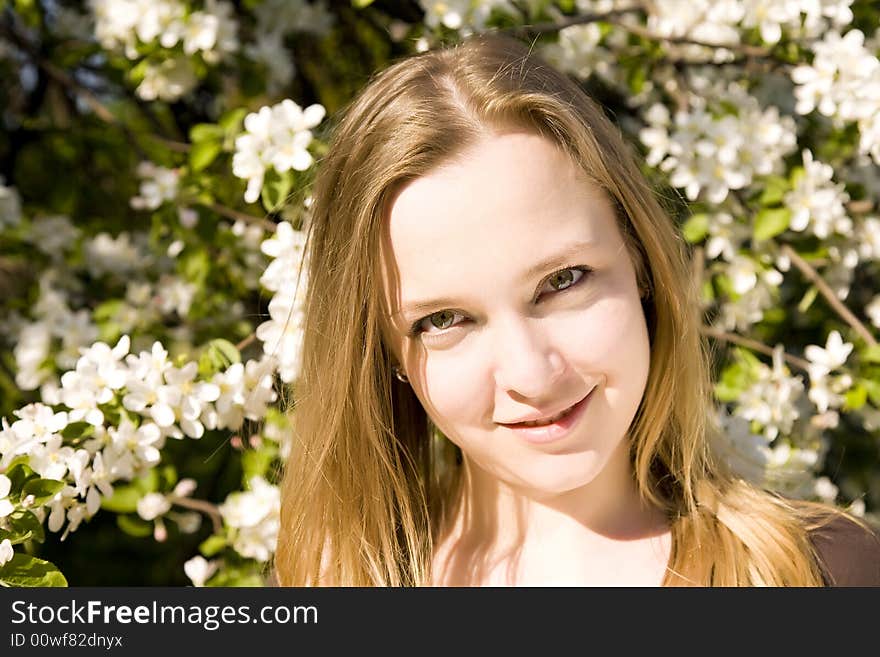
[392, 364, 409, 383]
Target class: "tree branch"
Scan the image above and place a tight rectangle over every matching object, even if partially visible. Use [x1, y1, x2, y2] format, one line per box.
[170, 496, 223, 535]
[200, 201, 277, 232]
[499, 7, 644, 38]
[700, 325, 813, 373]
[780, 244, 877, 347]
[235, 333, 257, 352]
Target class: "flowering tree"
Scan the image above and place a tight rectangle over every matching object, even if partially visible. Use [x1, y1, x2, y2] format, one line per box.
[1, 0, 879, 586]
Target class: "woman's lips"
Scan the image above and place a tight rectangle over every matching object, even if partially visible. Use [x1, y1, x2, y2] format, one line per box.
[501, 387, 595, 445]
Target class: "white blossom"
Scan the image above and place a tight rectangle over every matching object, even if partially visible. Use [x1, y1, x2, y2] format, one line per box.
[232, 100, 326, 204]
[153, 275, 197, 318]
[259, 221, 307, 292]
[705, 213, 750, 262]
[83, 232, 150, 279]
[218, 476, 279, 562]
[0, 178, 22, 230]
[791, 29, 880, 163]
[184, 555, 218, 586]
[13, 322, 53, 391]
[807, 372, 852, 414]
[136, 56, 198, 102]
[641, 81, 796, 203]
[0, 539, 13, 566]
[784, 150, 851, 239]
[804, 329, 853, 379]
[542, 23, 614, 82]
[137, 492, 171, 521]
[244, 32, 295, 93]
[856, 217, 880, 261]
[866, 294, 880, 329]
[0, 475, 14, 518]
[646, 0, 743, 61]
[256, 288, 305, 383]
[418, 0, 518, 33]
[108, 419, 164, 469]
[252, 0, 334, 37]
[161, 362, 222, 439]
[203, 358, 277, 431]
[1, 404, 70, 469]
[735, 345, 804, 441]
[28, 215, 81, 257]
[130, 162, 180, 211]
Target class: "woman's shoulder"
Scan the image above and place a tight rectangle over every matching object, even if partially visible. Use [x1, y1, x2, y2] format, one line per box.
[807, 513, 880, 586]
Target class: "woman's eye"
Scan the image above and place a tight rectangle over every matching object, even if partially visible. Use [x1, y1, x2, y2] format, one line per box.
[409, 266, 592, 338]
[538, 266, 591, 298]
[412, 310, 464, 336]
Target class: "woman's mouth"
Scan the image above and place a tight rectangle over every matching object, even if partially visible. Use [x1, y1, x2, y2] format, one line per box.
[500, 387, 596, 445]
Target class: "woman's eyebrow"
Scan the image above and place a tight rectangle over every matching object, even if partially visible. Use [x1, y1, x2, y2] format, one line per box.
[519, 239, 597, 282]
[393, 239, 598, 320]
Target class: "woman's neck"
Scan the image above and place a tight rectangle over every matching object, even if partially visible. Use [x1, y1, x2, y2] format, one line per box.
[431, 441, 672, 586]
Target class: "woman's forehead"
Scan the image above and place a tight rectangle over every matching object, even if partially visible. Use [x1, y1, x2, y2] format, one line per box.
[377, 133, 626, 323]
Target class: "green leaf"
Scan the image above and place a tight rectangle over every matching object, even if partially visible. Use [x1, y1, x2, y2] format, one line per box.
[861, 345, 880, 364]
[117, 514, 153, 538]
[753, 207, 791, 242]
[199, 337, 241, 377]
[862, 378, 880, 407]
[102, 470, 160, 513]
[1, 509, 45, 545]
[6, 463, 37, 498]
[242, 448, 273, 481]
[101, 485, 142, 514]
[682, 213, 709, 243]
[0, 553, 67, 587]
[207, 338, 241, 369]
[199, 535, 228, 557]
[797, 285, 818, 314]
[844, 383, 868, 411]
[758, 175, 789, 206]
[261, 169, 295, 213]
[208, 566, 265, 587]
[22, 478, 65, 507]
[181, 248, 211, 286]
[627, 64, 648, 95]
[189, 123, 225, 143]
[219, 108, 248, 135]
[61, 421, 95, 440]
[351, 0, 376, 7]
[700, 278, 715, 304]
[189, 140, 223, 173]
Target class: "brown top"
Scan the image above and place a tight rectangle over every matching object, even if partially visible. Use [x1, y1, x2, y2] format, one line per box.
[809, 516, 880, 586]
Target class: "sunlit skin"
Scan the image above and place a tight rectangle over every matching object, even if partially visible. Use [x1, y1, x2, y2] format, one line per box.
[379, 132, 671, 585]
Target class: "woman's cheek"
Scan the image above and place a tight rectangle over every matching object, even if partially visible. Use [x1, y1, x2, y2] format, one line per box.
[554, 296, 637, 358]
[418, 349, 490, 431]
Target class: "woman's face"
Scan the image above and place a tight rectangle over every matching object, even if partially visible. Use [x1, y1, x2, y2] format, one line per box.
[380, 131, 651, 497]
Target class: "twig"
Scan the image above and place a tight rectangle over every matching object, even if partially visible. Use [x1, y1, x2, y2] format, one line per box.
[780, 244, 877, 347]
[498, 7, 775, 60]
[700, 325, 812, 373]
[235, 333, 257, 352]
[604, 16, 773, 58]
[847, 199, 874, 214]
[201, 202, 277, 232]
[691, 244, 705, 288]
[170, 496, 223, 535]
[499, 7, 644, 38]
[1, 13, 187, 158]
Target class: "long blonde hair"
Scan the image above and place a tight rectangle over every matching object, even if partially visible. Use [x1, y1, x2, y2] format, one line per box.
[275, 33, 850, 586]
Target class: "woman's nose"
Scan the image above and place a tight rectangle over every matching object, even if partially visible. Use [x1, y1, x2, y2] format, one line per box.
[490, 315, 565, 398]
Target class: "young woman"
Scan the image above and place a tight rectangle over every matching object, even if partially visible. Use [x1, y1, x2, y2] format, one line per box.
[274, 33, 880, 586]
